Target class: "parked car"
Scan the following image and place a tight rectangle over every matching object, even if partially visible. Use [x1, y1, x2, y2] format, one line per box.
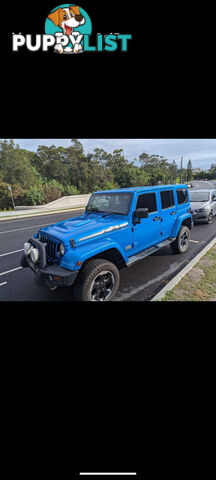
[21, 184, 193, 301]
[189, 189, 216, 224]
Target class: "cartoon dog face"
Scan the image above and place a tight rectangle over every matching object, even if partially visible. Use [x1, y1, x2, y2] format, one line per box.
[48, 5, 85, 36]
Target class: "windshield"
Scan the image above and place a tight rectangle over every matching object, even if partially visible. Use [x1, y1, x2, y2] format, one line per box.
[189, 191, 210, 202]
[86, 192, 132, 215]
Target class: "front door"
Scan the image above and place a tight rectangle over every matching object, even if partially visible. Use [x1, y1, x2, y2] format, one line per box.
[132, 191, 162, 254]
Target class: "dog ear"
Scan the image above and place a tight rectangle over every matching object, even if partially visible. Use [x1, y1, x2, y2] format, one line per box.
[48, 8, 60, 26]
[69, 5, 81, 16]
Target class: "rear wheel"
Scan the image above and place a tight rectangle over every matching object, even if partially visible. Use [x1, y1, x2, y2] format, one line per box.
[170, 225, 190, 253]
[73, 259, 120, 302]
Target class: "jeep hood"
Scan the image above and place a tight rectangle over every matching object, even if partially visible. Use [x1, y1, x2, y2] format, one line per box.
[40, 213, 128, 245]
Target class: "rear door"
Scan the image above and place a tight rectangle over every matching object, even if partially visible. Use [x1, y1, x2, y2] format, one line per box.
[159, 188, 177, 239]
[132, 191, 162, 254]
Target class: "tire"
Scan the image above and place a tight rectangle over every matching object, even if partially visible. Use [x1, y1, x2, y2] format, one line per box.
[73, 259, 120, 302]
[170, 225, 190, 254]
[20, 254, 29, 268]
[207, 211, 213, 224]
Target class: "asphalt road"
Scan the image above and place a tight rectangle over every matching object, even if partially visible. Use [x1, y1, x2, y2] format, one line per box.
[0, 180, 215, 302]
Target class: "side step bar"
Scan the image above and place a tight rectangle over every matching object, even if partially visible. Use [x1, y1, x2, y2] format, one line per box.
[127, 237, 176, 266]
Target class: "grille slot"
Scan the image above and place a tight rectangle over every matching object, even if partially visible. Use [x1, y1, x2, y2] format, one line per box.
[40, 235, 59, 263]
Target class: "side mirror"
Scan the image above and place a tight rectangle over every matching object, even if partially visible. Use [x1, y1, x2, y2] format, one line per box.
[133, 208, 149, 224]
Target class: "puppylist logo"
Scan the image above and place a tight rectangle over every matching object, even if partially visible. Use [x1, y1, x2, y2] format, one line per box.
[12, 4, 132, 54]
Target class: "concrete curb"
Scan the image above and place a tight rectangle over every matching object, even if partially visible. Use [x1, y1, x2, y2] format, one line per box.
[151, 236, 216, 301]
[0, 206, 85, 221]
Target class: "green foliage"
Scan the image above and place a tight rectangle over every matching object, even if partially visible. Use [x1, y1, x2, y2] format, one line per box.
[0, 181, 26, 210]
[63, 184, 80, 196]
[0, 182, 12, 210]
[186, 159, 193, 182]
[0, 139, 37, 189]
[0, 138, 201, 211]
[25, 185, 44, 206]
[42, 179, 64, 204]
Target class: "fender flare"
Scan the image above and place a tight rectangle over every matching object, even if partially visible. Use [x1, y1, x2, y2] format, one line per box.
[78, 238, 128, 265]
[171, 213, 192, 237]
[60, 237, 128, 271]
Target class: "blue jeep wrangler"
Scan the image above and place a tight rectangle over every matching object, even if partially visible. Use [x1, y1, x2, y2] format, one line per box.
[21, 184, 193, 301]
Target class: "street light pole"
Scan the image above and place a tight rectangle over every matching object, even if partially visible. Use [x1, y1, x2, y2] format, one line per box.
[8, 185, 15, 210]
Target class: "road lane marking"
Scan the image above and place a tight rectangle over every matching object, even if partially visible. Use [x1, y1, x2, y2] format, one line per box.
[0, 249, 23, 257]
[79, 474, 137, 476]
[189, 240, 200, 243]
[0, 222, 55, 235]
[0, 282, 7, 287]
[0, 267, 22, 277]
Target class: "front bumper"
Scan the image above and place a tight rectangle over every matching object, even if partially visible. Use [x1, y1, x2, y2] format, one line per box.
[192, 212, 209, 222]
[21, 237, 79, 288]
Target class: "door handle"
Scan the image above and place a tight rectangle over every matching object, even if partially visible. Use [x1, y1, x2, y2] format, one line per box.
[170, 211, 176, 215]
[153, 216, 161, 221]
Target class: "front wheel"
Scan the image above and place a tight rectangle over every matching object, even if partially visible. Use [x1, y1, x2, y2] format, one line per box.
[73, 259, 120, 302]
[20, 254, 29, 268]
[207, 211, 213, 224]
[170, 225, 190, 254]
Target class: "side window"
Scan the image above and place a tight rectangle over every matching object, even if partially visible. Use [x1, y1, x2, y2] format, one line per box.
[160, 190, 175, 209]
[136, 192, 157, 213]
[177, 188, 188, 205]
[211, 191, 216, 200]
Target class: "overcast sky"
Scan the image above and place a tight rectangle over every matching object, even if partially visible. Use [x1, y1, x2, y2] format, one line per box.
[12, 138, 216, 170]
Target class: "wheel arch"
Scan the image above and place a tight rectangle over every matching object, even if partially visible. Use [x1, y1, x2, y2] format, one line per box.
[181, 216, 192, 230]
[171, 214, 193, 237]
[81, 247, 126, 270]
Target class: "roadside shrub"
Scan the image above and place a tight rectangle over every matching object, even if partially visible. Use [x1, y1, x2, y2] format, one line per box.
[42, 180, 64, 204]
[25, 185, 45, 206]
[11, 184, 27, 206]
[0, 182, 26, 209]
[0, 182, 12, 210]
[63, 184, 80, 196]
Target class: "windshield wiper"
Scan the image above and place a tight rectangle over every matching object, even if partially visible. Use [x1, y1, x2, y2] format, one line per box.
[102, 212, 125, 216]
[86, 209, 104, 214]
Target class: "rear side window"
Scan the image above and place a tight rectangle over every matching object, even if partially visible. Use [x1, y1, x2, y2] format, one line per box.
[177, 188, 188, 204]
[160, 190, 175, 209]
[136, 192, 157, 213]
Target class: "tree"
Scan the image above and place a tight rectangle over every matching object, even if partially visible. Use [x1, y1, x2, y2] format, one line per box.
[0, 140, 37, 189]
[187, 159, 193, 182]
[33, 146, 70, 185]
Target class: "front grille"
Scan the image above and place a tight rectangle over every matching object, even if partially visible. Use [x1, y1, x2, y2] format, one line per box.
[40, 235, 59, 263]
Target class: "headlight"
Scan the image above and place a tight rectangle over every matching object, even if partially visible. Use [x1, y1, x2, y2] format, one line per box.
[59, 243, 65, 257]
[196, 207, 208, 213]
[24, 242, 32, 256]
[30, 247, 40, 264]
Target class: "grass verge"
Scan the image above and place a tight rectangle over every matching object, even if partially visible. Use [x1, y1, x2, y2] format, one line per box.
[162, 243, 216, 301]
